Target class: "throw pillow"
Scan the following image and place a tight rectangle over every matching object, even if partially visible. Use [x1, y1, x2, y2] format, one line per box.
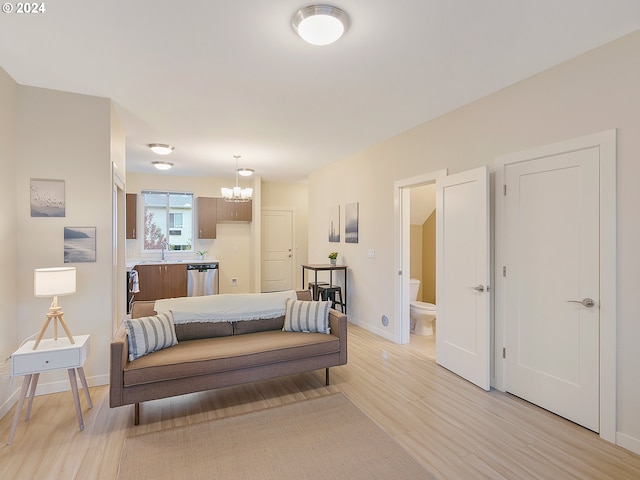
[124, 311, 178, 361]
[283, 299, 331, 334]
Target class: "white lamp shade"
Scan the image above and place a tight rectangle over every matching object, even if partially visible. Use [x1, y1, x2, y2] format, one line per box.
[34, 267, 76, 297]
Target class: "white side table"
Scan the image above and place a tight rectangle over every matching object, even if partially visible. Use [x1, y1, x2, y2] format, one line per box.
[7, 335, 92, 445]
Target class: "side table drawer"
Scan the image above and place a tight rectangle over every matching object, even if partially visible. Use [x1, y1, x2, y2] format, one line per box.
[13, 347, 81, 375]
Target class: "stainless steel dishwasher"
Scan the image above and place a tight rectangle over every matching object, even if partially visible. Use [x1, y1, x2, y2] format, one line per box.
[187, 263, 219, 296]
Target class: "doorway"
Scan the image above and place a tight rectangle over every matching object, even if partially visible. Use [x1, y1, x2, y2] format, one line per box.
[395, 167, 491, 391]
[394, 170, 446, 345]
[408, 183, 437, 358]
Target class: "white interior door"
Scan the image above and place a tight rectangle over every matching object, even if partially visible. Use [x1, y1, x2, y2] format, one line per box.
[436, 166, 490, 390]
[504, 148, 600, 431]
[261, 210, 293, 292]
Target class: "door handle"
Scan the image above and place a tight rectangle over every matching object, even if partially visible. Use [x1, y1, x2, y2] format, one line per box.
[567, 298, 595, 308]
[469, 285, 485, 292]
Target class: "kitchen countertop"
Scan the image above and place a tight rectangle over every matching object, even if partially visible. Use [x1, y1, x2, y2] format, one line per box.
[126, 259, 218, 269]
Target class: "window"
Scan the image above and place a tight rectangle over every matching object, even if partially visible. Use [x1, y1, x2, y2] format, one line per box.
[142, 191, 194, 252]
[170, 213, 183, 229]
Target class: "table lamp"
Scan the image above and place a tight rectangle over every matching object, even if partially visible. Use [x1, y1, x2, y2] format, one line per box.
[33, 267, 76, 349]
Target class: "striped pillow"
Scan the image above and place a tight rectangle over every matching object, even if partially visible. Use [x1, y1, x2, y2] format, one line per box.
[283, 299, 331, 334]
[124, 311, 178, 361]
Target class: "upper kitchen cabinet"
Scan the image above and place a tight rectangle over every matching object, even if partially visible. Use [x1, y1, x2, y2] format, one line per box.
[126, 193, 137, 239]
[217, 199, 252, 222]
[197, 196, 217, 239]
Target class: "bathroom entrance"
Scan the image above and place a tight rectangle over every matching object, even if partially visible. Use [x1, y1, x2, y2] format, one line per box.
[407, 183, 437, 358]
[394, 167, 491, 391]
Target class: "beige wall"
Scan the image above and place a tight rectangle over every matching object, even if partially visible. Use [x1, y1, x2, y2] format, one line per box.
[308, 30, 640, 449]
[422, 211, 436, 304]
[0, 68, 19, 417]
[6, 85, 121, 407]
[409, 211, 436, 304]
[409, 225, 422, 297]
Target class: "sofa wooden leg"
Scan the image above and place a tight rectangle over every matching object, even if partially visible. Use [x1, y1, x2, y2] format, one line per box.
[326, 368, 330, 386]
[134, 403, 140, 425]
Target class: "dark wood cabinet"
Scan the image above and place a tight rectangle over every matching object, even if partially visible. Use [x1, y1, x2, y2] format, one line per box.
[197, 197, 217, 239]
[216, 198, 252, 222]
[126, 193, 137, 239]
[133, 263, 187, 301]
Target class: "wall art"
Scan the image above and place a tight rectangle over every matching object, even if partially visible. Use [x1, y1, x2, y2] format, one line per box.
[328, 205, 340, 242]
[64, 227, 96, 263]
[345, 202, 359, 243]
[30, 178, 65, 217]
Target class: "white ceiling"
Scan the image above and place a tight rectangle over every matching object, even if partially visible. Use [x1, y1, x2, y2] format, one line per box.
[2, 1, 639, 182]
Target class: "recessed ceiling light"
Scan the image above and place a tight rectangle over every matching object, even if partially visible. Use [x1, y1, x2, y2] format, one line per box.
[148, 143, 175, 155]
[237, 168, 254, 177]
[292, 5, 349, 46]
[152, 161, 173, 170]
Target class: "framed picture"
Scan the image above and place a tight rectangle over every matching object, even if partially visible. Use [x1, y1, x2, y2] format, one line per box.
[328, 205, 340, 242]
[345, 202, 359, 243]
[64, 227, 96, 263]
[30, 178, 65, 217]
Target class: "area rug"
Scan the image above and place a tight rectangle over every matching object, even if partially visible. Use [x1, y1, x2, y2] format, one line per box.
[117, 393, 435, 479]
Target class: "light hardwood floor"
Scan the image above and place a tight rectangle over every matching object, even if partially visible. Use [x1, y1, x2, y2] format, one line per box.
[1, 324, 639, 479]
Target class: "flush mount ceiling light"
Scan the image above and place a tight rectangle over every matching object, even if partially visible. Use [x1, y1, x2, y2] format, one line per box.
[237, 167, 254, 177]
[221, 156, 253, 202]
[152, 161, 173, 170]
[292, 5, 349, 46]
[148, 143, 175, 155]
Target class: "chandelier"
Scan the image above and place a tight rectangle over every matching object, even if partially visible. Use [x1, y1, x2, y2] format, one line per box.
[221, 155, 253, 202]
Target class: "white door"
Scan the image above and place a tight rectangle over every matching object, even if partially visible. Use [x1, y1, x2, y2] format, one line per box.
[504, 148, 600, 431]
[436, 166, 491, 390]
[261, 210, 293, 292]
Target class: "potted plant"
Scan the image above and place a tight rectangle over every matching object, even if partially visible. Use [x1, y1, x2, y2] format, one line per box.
[328, 252, 338, 266]
[197, 250, 207, 261]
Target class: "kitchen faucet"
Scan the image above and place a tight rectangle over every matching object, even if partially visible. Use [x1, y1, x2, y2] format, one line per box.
[161, 240, 168, 260]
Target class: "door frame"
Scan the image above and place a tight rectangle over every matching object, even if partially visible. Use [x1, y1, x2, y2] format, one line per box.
[494, 129, 617, 443]
[394, 169, 447, 344]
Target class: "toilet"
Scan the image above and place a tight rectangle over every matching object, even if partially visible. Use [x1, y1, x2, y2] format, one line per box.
[409, 278, 436, 336]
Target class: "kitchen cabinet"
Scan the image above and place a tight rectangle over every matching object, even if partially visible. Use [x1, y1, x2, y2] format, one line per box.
[216, 198, 252, 222]
[133, 263, 187, 301]
[197, 197, 217, 239]
[126, 193, 137, 239]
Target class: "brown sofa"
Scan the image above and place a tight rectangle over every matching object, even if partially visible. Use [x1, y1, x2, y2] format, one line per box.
[110, 290, 347, 424]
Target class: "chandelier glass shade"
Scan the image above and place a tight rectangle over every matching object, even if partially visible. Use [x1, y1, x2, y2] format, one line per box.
[221, 156, 253, 202]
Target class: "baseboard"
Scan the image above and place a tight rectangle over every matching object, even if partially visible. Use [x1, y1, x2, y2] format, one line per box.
[617, 432, 640, 455]
[0, 372, 109, 420]
[0, 384, 20, 420]
[348, 317, 394, 341]
[32, 373, 109, 396]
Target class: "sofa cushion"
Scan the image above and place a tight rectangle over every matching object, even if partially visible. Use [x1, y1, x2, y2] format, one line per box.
[123, 330, 339, 387]
[175, 321, 234, 341]
[283, 299, 331, 334]
[124, 311, 178, 361]
[233, 315, 285, 335]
